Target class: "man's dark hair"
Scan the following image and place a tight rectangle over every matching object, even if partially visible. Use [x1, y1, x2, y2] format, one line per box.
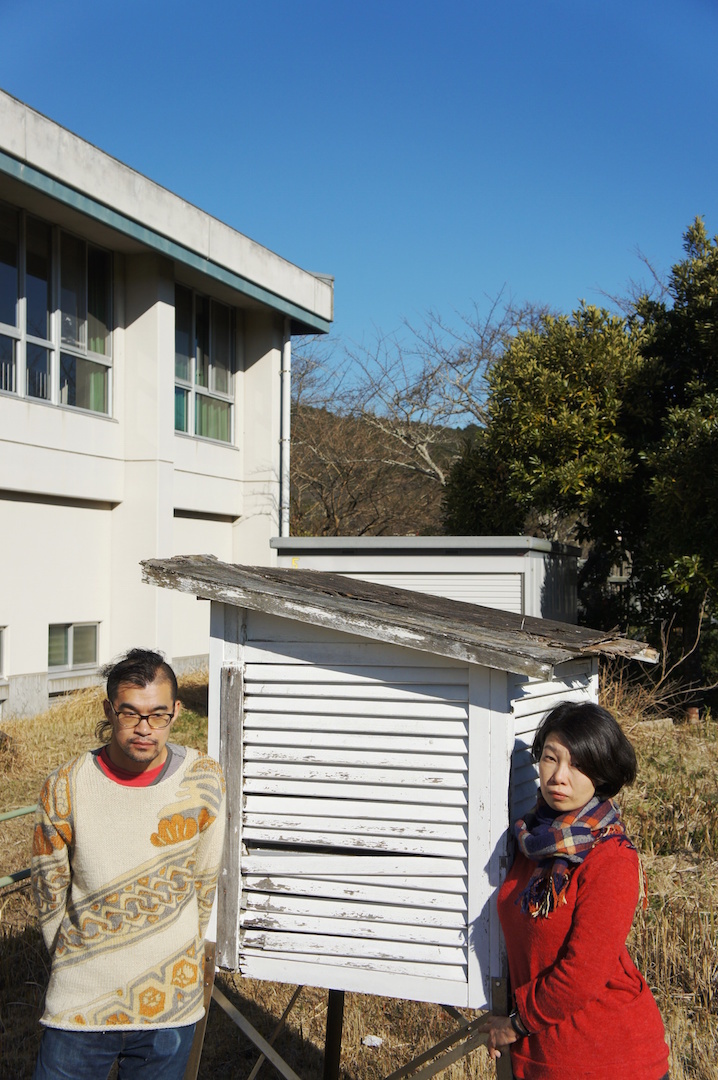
[96, 648, 178, 743]
[531, 700, 637, 799]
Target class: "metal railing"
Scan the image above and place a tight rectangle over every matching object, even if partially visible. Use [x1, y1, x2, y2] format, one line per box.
[0, 804, 37, 888]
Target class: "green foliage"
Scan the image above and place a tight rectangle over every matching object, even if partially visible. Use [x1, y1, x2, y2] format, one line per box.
[444, 218, 718, 684]
[443, 303, 641, 543]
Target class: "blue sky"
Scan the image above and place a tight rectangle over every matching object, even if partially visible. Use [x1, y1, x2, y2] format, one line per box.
[2, 0, 717, 349]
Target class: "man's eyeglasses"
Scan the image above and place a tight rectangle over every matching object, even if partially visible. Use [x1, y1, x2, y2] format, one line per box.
[109, 704, 175, 729]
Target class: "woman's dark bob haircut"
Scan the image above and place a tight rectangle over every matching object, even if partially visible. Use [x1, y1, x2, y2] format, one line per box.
[532, 701, 637, 798]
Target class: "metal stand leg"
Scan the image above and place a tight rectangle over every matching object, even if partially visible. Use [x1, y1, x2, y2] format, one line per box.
[211, 985, 500, 1080]
[247, 987, 304, 1080]
[323, 989, 345, 1080]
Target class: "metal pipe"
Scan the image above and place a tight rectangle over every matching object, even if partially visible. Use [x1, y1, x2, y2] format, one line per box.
[0, 804, 37, 823]
[279, 317, 292, 537]
[0, 868, 31, 889]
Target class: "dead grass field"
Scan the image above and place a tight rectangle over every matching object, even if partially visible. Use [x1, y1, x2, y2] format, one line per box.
[1, 674, 716, 1080]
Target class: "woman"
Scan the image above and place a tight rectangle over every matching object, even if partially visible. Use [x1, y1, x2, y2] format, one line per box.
[480, 701, 669, 1079]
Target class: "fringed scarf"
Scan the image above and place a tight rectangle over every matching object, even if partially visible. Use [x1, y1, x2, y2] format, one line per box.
[514, 794, 641, 918]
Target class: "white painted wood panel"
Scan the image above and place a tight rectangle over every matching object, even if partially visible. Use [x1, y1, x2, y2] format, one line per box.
[245, 640, 471, 667]
[243, 696, 468, 719]
[240, 854, 468, 876]
[242, 795, 468, 823]
[234, 637, 476, 1003]
[244, 893, 466, 928]
[243, 911, 467, 946]
[242, 930, 467, 965]
[508, 662, 598, 823]
[347, 571, 524, 613]
[244, 747, 468, 770]
[242, 777, 469, 804]
[243, 815, 467, 842]
[243, 875, 468, 908]
[239, 956, 472, 999]
[242, 829, 467, 858]
[243, 762, 467, 788]
[243, 732, 469, 754]
[244, 714, 469, 736]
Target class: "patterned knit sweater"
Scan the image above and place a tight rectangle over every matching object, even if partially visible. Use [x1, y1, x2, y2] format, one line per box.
[31, 744, 226, 1031]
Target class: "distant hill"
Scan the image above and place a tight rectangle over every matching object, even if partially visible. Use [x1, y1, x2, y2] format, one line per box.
[290, 403, 464, 536]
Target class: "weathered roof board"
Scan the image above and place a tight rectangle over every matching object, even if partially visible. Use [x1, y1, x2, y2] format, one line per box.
[141, 555, 649, 1009]
[141, 554, 655, 679]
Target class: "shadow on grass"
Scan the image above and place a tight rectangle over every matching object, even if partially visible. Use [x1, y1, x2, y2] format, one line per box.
[0, 923, 46, 1080]
[0, 924, 330, 1080]
[198, 977, 329, 1080]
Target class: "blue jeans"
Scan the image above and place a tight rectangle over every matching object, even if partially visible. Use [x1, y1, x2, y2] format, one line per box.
[33, 1024, 196, 1079]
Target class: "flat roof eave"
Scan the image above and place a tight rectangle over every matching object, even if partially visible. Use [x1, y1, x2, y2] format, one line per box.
[0, 90, 333, 333]
[270, 535, 581, 556]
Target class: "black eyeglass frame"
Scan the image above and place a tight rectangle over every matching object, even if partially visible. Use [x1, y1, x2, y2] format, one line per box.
[108, 703, 176, 730]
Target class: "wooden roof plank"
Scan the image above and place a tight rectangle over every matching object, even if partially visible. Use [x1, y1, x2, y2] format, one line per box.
[142, 555, 655, 678]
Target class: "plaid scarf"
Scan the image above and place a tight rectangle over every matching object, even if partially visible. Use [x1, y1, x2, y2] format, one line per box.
[514, 794, 636, 918]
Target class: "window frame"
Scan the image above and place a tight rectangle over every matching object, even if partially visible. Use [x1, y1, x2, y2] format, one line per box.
[48, 622, 99, 672]
[174, 283, 236, 443]
[0, 200, 113, 416]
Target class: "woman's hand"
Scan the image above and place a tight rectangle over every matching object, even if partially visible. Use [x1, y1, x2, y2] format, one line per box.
[477, 1014, 518, 1060]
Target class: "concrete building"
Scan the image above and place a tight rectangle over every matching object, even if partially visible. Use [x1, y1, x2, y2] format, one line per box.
[0, 89, 333, 716]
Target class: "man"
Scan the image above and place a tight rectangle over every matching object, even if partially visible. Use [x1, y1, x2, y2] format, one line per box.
[31, 648, 226, 1079]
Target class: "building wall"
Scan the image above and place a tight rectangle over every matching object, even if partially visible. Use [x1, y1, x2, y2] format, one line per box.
[171, 514, 234, 664]
[0, 92, 333, 715]
[0, 494, 113, 714]
[0, 243, 286, 714]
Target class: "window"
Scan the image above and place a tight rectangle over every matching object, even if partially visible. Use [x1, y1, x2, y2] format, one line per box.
[48, 623, 98, 670]
[0, 201, 112, 413]
[175, 284, 235, 442]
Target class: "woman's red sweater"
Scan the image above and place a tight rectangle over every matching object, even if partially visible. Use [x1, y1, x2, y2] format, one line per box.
[497, 839, 669, 1080]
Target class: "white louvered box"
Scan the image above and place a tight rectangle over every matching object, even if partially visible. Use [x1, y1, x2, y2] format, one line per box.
[207, 608, 597, 1011]
[143, 557, 651, 1012]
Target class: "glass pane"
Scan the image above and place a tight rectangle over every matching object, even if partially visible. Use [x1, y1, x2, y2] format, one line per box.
[48, 624, 69, 667]
[175, 285, 192, 382]
[26, 217, 52, 340]
[73, 624, 97, 666]
[175, 385, 188, 432]
[210, 301, 232, 394]
[61, 233, 86, 347]
[195, 295, 209, 387]
[0, 204, 18, 328]
[87, 247, 111, 355]
[0, 335, 15, 393]
[27, 343, 50, 400]
[60, 353, 108, 413]
[196, 394, 231, 442]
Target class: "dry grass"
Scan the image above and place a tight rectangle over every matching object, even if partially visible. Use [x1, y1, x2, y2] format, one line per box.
[1, 675, 716, 1080]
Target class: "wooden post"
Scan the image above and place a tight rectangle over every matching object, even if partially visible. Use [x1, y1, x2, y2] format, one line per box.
[323, 989, 345, 1080]
[183, 941, 217, 1080]
[491, 978, 514, 1080]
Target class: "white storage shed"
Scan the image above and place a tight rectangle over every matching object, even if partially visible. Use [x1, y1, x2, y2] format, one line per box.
[271, 536, 580, 623]
[143, 555, 652, 1014]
